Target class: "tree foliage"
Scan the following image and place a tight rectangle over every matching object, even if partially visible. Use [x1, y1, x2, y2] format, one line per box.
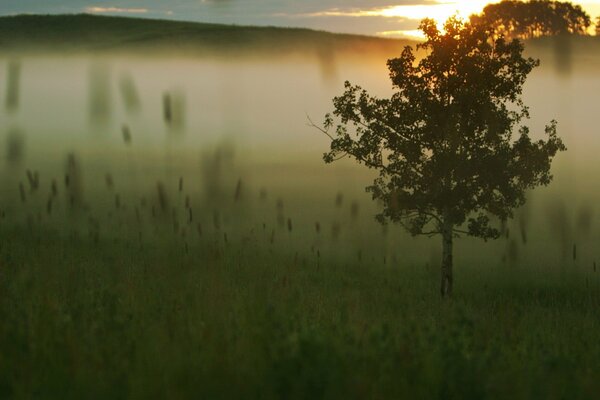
[596, 16, 600, 36]
[470, 0, 591, 39]
[318, 17, 565, 242]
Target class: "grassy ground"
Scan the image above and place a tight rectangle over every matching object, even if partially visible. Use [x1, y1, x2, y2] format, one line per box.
[0, 224, 599, 399]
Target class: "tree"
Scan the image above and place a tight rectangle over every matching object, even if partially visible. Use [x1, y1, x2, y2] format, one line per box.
[470, 0, 591, 40]
[596, 16, 600, 36]
[314, 17, 566, 297]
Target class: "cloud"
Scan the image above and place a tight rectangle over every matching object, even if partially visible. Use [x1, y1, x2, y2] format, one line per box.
[377, 29, 425, 40]
[296, 0, 499, 23]
[85, 7, 149, 14]
[297, 8, 376, 18]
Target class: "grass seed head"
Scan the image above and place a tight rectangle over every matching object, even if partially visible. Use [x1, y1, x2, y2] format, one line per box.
[5, 60, 21, 112]
[234, 179, 242, 202]
[156, 182, 168, 212]
[576, 203, 593, 238]
[19, 182, 26, 203]
[105, 174, 114, 190]
[213, 211, 221, 230]
[163, 93, 172, 124]
[122, 125, 132, 145]
[119, 73, 141, 114]
[335, 192, 343, 208]
[6, 129, 25, 165]
[350, 201, 359, 219]
[332, 222, 341, 240]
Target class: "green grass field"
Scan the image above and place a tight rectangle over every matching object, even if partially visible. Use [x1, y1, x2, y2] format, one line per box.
[0, 199, 599, 399]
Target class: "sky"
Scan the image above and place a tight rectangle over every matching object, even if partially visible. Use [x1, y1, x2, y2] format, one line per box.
[2, 0, 600, 38]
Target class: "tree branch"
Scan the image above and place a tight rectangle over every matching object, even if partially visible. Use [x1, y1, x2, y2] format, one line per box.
[417, 230, 442, 237]
[453, 228, 470, 236]
[306, 115, 335, 141]
[421, 211, 443, 225]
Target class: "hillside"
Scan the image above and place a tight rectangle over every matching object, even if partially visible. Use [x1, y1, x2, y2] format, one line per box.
[0, 14, 410, 57]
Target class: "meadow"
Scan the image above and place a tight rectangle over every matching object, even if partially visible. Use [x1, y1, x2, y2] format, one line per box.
[1, 208, 599, 399]
[1, 14, 600, 399]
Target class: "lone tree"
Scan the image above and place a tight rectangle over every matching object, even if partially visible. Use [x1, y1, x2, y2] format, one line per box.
[470, 0, 591, 39]
[314, 17, 565, 297]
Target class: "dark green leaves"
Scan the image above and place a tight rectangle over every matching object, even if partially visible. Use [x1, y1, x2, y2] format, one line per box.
[321, 17, 565, 240]
[471, 0, 591, 40]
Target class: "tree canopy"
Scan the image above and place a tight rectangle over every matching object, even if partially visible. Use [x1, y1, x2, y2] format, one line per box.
[470, 0, 591, 39]
[316, 17, 566, 296]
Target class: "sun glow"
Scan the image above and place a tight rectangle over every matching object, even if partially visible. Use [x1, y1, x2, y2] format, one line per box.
[308, 1, 600, 39]
[377, 29, 428, 40]
[380, 0, 503, 38]
[308, 0, 500, 20]
[309, 0, 503, 39]
[86, 6, 149, 14]
[375, 0, 500, 21]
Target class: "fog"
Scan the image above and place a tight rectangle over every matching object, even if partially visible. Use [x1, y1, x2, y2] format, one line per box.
[1, 38, 600, 271]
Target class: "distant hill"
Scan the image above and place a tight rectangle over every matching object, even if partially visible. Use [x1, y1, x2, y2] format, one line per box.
[0, 14, 411, 57]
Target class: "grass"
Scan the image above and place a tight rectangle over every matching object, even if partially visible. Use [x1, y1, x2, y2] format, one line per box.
[0, 136, 597, 399]
[0, 220, 599, 399]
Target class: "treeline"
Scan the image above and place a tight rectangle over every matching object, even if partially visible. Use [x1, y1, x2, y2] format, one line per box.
[469, 0, 597, 39]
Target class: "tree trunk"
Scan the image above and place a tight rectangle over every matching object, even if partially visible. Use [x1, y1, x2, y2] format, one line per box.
[440, 222, 453, 298]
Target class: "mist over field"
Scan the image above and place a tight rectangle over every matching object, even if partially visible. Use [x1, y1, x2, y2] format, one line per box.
[2, 31, 600, 269]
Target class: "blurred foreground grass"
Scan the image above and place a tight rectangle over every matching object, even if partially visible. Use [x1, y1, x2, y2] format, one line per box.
[0, 225, 599, 399]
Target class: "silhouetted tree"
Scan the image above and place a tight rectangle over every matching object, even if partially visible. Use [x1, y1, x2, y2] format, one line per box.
[314, 17, 565, 297]
[471, 0, 591, 40]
